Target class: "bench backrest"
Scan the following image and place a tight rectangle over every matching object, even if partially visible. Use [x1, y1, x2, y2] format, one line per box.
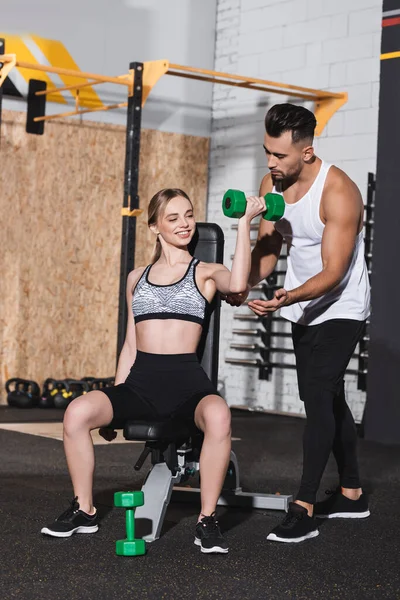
[188, 223, 224, 387]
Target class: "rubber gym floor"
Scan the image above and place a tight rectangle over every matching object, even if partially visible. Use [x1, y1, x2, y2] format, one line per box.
[1, 407, 399, 600]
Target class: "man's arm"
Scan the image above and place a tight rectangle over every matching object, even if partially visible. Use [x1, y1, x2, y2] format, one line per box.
[248, 173, 283, 287]
[286, 170, 363, 305]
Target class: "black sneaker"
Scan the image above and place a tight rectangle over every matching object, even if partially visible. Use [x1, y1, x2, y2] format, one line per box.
[314, 489, 370, 519]
[267, 502, 319, 543]
[194, 513, 229, 554]
[41, 497, 99, 538]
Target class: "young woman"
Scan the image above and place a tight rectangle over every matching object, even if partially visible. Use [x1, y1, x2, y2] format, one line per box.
[41, 188, 265, 553]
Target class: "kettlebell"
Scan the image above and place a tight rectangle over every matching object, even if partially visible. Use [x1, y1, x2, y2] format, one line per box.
[38, 378, 57, 408]
[51, 380, 73, 409]
[5, 378, 41, 408]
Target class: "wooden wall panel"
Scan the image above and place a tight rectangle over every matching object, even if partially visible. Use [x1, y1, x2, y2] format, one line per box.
[0, 110, 209, 403]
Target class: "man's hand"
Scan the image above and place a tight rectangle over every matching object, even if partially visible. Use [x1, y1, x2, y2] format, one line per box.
[248, 288, 290, 315]
[99, 427, 117, 442]
[221, 286, 250, 307]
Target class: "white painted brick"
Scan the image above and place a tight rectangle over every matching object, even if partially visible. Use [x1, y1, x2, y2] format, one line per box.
[306, 42, 323, 66]
[326, 111, 346, 137]
[215, 36, 235, 53]
[322, 0, 380, 17]
[342, 83, 373, 111]
[330, 13, 348, 38]
[349, 7, 382, 36]
[315, 133, 377, 161]
[346, 57, 380, 85]
[259, 44, 307, 73]
[280, 65, 330, 89]
[371, 81, 380, 107]
[240, 0, 308, 34]
[329, 62, 347, 87]
[217, 12, 241, 27]
[237, 55, 260, 78]
[239, 27, 284, 56]
[243, 0, 283, 10]
[344, 108, 378, 134]
[306, 0, 325, 19]
[283, 17, 332, 47]
[373, 31, 382, 56]
[322, 34, 374, 64]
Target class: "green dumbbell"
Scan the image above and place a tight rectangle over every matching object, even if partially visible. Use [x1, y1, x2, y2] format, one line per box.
[114, 491, 146, 556]
[222, 189, 285, 222]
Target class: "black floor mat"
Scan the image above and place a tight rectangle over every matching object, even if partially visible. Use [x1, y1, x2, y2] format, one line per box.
[1, 412, 399, 599]
[0, 406, 65, 423]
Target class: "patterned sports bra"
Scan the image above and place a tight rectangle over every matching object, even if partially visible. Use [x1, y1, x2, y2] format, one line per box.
[132, 257, 209, 326]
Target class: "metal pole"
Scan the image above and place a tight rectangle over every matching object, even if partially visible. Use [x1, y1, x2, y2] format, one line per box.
[117, 62, 143, 360]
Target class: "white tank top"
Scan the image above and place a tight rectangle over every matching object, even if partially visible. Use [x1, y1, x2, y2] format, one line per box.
[273, 161, 371, 325]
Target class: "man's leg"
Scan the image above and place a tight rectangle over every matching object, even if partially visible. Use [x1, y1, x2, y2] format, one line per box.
[332, 381, 362, 496]
[313, 381, 370, 519]
[295, 319, 365, 511]
[267, 319, 366, 543]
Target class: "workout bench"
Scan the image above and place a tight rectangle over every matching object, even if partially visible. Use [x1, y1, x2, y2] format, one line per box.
[122, 222, 292, 542]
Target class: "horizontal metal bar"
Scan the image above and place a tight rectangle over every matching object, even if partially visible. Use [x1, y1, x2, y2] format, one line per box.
[230, 343, 260, 351]
[225, 357, 367, 376]
[233, 314, 260, 321]
[225, 358, 297, 369]
[232, 328, 260, 336]
[230, 343, 294, 353]
[231, 328, 294, 339]
[229, 339, 366, 360]
[225, 357, 262, 366]
[231, 223, 259, 231]
[172, 487, 291, 511]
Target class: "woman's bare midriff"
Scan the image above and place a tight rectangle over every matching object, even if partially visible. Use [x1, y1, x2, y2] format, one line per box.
[135, 320, 203, 354]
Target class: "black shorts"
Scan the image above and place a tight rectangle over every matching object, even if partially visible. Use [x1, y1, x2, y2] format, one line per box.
[102, 351, 220, 429]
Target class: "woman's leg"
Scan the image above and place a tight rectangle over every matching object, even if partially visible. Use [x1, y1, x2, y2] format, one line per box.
[63, 390, 113, 514]
[194, 395, 231, 520]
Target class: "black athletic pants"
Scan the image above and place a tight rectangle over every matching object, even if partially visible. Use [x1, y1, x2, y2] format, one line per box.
[292, 318, 365, 504]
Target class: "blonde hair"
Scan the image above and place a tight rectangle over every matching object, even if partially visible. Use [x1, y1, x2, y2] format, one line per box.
[148, 188, 193, 263]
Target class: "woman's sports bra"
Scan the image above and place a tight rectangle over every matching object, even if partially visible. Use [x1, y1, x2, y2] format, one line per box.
[132, 257, 208, 326]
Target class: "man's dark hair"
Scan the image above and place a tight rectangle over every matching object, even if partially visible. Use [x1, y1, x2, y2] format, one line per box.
[264, 103, 317, 144]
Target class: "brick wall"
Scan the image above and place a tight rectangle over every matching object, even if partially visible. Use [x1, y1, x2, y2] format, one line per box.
[209, 0, 382, 421]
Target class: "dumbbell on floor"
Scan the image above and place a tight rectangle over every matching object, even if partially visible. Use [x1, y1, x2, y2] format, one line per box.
[114, 491, 146, 556]
[223, 189, 285, 222]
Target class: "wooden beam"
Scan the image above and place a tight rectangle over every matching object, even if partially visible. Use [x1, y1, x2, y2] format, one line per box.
[0, 53, 16, 88]
[168, 63, 344, 100]
[34, 100, 128, 122]
[16, 60, 131, 86]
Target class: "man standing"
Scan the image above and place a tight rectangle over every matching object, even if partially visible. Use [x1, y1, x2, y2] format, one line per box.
[226, 103, 371, 543]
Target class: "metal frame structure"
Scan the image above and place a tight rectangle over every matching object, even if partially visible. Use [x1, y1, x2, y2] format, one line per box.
[0, 49, 348, 356]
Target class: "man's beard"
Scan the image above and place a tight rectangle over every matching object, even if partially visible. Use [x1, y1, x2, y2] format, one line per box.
[272, 168, 300, 187]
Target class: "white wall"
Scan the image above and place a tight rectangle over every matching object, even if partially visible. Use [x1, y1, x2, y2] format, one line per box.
[208, 0, 382, 421]
[2, 0, 217, 136]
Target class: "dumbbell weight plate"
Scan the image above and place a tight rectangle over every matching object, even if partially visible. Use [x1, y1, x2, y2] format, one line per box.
[222, 189, 247, 219]
[264, 193, 285, 222]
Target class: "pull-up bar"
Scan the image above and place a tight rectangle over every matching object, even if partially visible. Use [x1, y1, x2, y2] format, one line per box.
[0, 55, 347, 135]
